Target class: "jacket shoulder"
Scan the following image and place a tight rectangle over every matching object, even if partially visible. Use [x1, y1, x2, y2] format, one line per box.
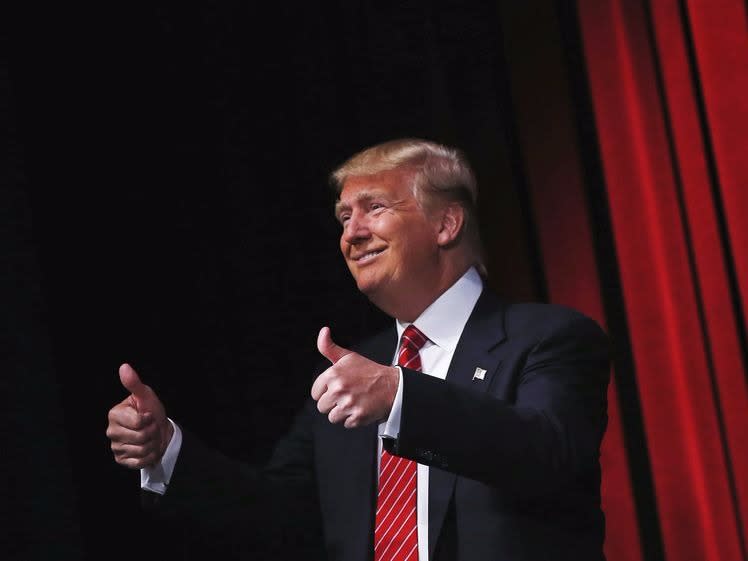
[500, 300, 607, 342]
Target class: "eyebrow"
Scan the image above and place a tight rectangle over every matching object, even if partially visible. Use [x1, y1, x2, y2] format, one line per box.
[334, 189, 391, 219]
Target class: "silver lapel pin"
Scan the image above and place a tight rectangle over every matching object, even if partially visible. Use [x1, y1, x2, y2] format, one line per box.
[472, 367, 487, 381]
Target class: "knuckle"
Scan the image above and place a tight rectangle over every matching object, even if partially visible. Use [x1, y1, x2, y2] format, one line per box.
[349, 408, 361, 424]
[108, 407, 123, 423]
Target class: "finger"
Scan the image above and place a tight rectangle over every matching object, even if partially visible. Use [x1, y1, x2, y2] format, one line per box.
[108, 403, 155, 431]
[316, 390, 338, 415]
[106, 423, 158, 446]
[317, 327, 352, 364]
[111, 442, 158, 460]
[328, 404, 349, 425]
[311, 370, 330, 401]
[118, 452, 161, 470]
[343, 413, 361, 429]
[119, 363, 149, 403]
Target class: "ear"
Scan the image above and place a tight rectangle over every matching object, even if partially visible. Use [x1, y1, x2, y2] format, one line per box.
[435, 203, 465, 247]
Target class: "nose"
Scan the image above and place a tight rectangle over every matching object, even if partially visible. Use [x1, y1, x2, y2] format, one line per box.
[341, 210, 371, 245]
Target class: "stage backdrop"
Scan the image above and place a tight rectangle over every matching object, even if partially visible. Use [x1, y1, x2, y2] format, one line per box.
[3, 1, 746, 560]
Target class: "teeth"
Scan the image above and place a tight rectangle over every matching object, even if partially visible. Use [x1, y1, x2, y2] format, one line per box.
[357, 250, 383, 262]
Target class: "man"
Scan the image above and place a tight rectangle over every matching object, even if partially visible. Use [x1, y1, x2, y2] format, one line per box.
[107, 138, 610, 560]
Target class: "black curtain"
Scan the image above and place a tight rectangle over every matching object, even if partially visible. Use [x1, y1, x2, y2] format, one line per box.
[4, 2, 544, 559]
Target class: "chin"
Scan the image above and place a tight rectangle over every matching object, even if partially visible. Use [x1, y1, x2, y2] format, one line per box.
[354, 275, 383, 299]
[356, 281, 378, 298]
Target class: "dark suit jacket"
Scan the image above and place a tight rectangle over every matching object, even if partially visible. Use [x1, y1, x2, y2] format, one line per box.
[154, 289, 610, 561]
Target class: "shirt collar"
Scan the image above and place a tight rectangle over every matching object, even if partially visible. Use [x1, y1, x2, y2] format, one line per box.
[395, 267, 484, 352]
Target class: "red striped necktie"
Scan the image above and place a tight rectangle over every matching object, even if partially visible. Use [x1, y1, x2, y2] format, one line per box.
[374, 324, 428, 561]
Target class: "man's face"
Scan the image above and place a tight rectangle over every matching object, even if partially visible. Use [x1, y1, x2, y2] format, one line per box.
[336, 168, 443, 308]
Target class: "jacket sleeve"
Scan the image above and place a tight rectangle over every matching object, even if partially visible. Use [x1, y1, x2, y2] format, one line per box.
[146, 397, 325, 558]
[385, 315, 610, 499]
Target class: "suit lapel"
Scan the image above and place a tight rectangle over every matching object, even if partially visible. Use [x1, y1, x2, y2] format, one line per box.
[442, 289, 507, 391]
[428, 289, 507, 558]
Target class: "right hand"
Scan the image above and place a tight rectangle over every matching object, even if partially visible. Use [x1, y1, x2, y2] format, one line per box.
[106, 363, 173, 469]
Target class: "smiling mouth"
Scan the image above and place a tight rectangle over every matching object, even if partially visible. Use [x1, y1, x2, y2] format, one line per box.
[354, 249, 385, 263]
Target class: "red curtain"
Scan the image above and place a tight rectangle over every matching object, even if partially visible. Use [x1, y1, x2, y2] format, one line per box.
[499, 3, 643, 560]
[574, 0, 748, 559]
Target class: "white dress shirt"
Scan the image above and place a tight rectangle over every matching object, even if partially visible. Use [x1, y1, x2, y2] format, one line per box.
[378, 266, 482, 560]
[142, 266, 483, 560]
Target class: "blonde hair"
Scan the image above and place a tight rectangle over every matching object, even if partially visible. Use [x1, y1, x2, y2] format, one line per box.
[330, 138, 486, 277]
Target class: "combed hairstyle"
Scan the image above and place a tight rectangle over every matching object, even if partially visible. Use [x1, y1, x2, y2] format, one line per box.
[330, 138, 487, 277]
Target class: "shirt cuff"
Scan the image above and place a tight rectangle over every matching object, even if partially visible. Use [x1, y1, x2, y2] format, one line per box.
[379, 366, 403, 439]
[140, 418, 182, 495]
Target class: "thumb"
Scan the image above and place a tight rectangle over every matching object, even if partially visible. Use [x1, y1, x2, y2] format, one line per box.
[317, 327, 352, 364]
[119, 363, 149, 403]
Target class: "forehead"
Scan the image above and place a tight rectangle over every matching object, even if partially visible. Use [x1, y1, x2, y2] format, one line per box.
[338, 168, 416, 205]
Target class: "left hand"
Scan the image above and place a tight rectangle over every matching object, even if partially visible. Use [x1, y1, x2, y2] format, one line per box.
[311, 327, 399, 428]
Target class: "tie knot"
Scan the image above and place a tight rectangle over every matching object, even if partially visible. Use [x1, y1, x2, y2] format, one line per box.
[398, 325, 427, 370]
[400, 324, 428, 353]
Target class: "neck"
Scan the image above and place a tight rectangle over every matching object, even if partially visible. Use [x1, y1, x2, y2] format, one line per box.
[373, 262, 472, 323]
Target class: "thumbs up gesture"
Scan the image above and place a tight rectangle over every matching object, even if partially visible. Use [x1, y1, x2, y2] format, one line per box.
[106, 363, 173, 469]
[311, 327, 399, 429]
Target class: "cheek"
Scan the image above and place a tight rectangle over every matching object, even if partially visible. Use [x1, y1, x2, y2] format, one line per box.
[402, 228, 437, 256]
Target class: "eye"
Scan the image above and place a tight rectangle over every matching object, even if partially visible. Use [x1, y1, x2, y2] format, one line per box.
[338, 213, 351, 225]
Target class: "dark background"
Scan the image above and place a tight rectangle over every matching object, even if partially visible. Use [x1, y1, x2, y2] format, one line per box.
[4, 2, 553, 559]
